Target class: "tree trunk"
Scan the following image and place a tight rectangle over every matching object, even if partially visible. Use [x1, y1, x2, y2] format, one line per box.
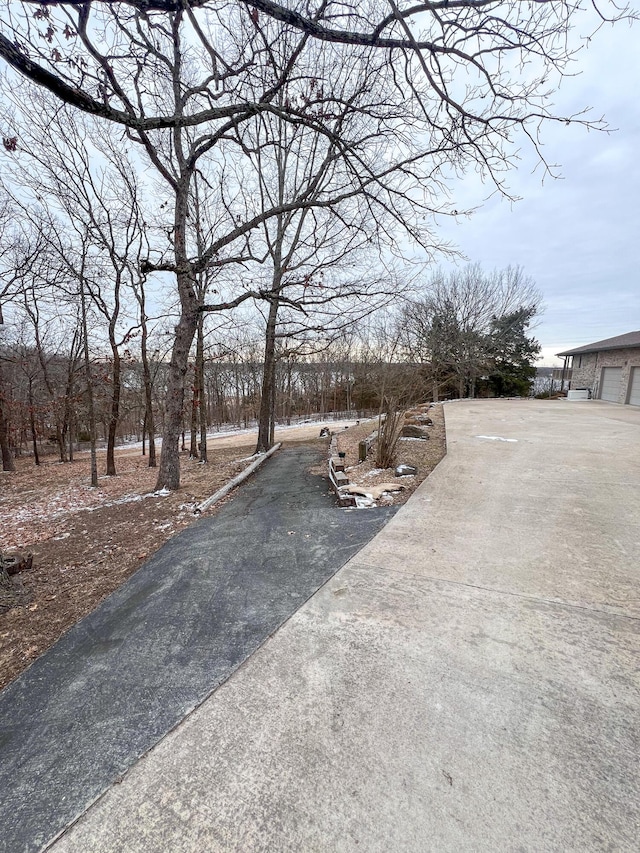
[28, 381, 40, 466]
[0, 356, 15, 471]
[269, 388, 276, 446]
[140, 316, 156, 467]
[55, 421, 66, 463]
[197, 314, 207, 464]
[153, 26, 203, 490]
[62, 331, 78, 464]
[155, 274, 199, 490]
[67, 409, 74, 463]
[189, 363, 199, 459]
[80, 278, 98, 488]
[286, 360, 292, 426]
[106, 346, 121, 476]
[256, 298, 279, 453]
[0, 395, 15, 472]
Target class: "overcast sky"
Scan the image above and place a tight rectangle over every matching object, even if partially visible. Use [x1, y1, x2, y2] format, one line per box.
[431, 19, 639, 365]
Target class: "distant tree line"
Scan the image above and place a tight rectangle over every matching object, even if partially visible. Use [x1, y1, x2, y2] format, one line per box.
[0, 252, 541, 477]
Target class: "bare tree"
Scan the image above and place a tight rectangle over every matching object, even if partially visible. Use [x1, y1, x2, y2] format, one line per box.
[399, 264, 542, 399]
[0, 214, 15, 470]
[20, 278, 69, 462]
[0, 202, 47, 471]
[224, 67, 409, 452]
[2, 98, 150, 475]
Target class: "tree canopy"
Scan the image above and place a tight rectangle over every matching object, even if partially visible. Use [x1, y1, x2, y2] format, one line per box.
[486, 308, 541, 398]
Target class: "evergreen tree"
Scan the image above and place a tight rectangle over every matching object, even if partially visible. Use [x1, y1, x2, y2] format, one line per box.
[486, 308, 540, 397]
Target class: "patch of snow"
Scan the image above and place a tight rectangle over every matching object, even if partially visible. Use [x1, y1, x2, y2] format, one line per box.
[362, 468, 384, 478]
[475, 435, 518, 443]
[81, 489, 174, 513]
[354, 495, 376, 508]
[115, 493, 145, 504]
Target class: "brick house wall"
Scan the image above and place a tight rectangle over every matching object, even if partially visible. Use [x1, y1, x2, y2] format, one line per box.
[570, 347, 640, 403]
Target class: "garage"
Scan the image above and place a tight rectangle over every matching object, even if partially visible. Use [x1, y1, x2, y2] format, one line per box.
[600, 367, 622, 402]
[557, 332, 640, 405]
[628, 367, 640, 406]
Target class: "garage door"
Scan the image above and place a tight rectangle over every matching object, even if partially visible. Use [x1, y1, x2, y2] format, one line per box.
[628, 367, 640, 406]
[600, 367, 622, 402]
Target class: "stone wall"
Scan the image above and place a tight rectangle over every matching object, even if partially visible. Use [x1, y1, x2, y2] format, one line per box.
[570, 347, 640, 403]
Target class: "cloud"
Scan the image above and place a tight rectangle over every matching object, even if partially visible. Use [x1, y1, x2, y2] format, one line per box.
[431, 19, 640, 357]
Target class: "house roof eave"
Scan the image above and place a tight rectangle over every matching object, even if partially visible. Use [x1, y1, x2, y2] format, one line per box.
[556, 330, 640, 358]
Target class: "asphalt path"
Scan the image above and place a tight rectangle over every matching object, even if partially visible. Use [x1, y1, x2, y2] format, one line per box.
[0, 444, 396, 853]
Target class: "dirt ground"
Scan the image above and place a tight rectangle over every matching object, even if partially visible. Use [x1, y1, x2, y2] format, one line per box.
[0, 408, 446, 691]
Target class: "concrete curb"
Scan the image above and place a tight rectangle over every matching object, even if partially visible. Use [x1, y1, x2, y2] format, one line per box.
[194, 442, 282, 514]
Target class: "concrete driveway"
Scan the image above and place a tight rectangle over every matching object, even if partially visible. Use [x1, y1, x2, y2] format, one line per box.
[49, 400, 640, 852]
